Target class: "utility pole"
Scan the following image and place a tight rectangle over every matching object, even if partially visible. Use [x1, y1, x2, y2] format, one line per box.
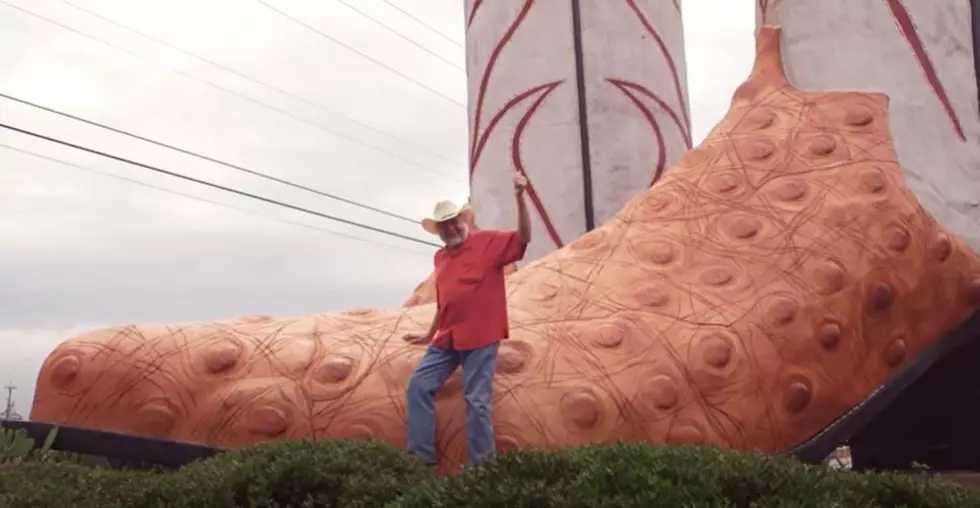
[2, 384, 21, 421]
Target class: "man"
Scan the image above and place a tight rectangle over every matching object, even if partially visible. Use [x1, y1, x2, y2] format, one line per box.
[402, 171, 531, 468]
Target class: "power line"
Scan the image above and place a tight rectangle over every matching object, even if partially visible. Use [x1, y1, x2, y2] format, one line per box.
[0, 92, 418, 225]
[0, 143, 433, 257]
[333, 0, 464, 71]
[255, 0, 465, 107]
[0, 0, 462, 182]
[52, 0, 460, 166]
[377, 0, 463, 48]
[0, 122, 442, 248]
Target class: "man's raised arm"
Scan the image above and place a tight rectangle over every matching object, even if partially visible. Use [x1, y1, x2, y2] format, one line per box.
[514, 172, 531, 245]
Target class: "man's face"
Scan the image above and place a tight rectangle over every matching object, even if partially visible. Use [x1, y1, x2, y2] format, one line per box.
[437, 217, 469, 248]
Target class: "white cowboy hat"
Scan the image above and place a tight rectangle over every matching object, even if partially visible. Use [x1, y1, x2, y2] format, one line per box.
[422, 200, 473, 235]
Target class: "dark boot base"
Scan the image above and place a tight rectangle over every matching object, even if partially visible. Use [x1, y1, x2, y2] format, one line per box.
[787, 310, 980, 468]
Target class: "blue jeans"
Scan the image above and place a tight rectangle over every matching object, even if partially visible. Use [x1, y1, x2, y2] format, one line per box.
[406, 341, 499, 466]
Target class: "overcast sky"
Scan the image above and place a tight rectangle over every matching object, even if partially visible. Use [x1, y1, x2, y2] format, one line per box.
[0, 0, 754, 417]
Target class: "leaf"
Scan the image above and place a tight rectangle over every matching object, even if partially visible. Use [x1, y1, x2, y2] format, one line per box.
[40, 426, 58, 453]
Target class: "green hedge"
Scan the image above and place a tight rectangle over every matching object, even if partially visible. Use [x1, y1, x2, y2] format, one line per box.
[1, 439, 978, 507]
[394, 443, 980, 508]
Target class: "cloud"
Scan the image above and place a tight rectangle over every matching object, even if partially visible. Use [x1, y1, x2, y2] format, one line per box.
[0, 0, 753, 416]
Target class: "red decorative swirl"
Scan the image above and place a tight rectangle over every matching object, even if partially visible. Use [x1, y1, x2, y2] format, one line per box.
[623, 0, 690, 135]
[609, 78, 691, 149]
[884, 0, 966, 141]
[466, 0, 484, 30]
[471, 82, 558, 177]
[469, 0, 536, 176]
[511, 82, 565, 248]
[608, 79, 667, 186]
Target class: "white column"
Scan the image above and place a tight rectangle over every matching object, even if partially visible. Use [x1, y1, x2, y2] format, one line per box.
[465, 0, 691, 263]
[757, 0, 980, 249]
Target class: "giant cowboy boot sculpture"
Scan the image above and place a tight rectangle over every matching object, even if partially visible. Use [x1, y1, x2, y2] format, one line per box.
[30, 27, 980, 472]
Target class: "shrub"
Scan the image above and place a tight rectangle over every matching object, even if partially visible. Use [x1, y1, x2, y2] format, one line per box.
[0, 438, 432, 508]
[391, 442, 980, 508]
[143, 438, 433, 507]
[1, 438, 977, 507]
[0, 461, 151, 508]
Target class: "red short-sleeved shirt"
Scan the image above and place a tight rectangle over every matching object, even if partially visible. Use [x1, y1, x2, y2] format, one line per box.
[431, 229, 527, 350]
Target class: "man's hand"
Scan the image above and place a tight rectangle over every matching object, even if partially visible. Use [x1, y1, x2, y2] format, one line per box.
[402, 332, 430, 345]
[514, 171, 527, 196]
